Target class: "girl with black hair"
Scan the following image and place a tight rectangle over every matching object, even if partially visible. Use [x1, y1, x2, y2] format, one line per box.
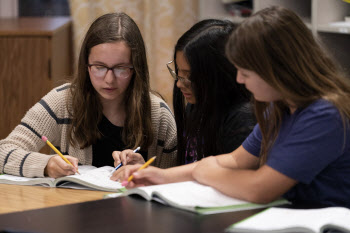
[169, 19, 254, 164]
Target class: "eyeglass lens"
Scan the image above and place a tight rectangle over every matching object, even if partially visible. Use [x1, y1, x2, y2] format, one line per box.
[90, 65, 132, 79]
[166, 61, 191, 85]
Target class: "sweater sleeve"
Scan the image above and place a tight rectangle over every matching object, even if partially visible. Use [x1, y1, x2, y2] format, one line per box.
[148, 94, 178, 169]
[0, 84, 70, 177]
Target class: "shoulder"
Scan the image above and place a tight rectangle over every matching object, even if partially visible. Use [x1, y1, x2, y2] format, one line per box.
[282, 99, 346, 151]
[150, 93, 173, 117]
[302, 99, 338, 113]
[229, 101, 254, 116]
[224, 101, 255, 126]
[297, 99, 342, 124]
[18, 84, 72, 138]
[39, 83, 72, 114]
[42, 83, 71, 101]
[149, 93, 175, 131]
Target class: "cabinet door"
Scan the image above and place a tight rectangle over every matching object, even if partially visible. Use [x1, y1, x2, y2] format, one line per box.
[0, 37, 52, 140]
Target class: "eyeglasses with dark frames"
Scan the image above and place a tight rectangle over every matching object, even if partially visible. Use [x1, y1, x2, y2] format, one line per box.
[166, 60, 191, 86]
[88, 64, 134, 79]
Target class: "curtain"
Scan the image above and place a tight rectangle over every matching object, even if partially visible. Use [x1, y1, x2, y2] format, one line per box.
[69, 0, 198, 107]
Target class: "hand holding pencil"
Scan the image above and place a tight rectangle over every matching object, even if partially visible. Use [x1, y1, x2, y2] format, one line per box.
[110, 147, 141, 176]
[121, 156, 156, 187]
[42, 136, 80, 177]
[112, 146, 144, 167]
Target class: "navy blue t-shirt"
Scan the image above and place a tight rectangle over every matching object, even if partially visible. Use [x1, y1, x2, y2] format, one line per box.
[242, 99, 350, 207]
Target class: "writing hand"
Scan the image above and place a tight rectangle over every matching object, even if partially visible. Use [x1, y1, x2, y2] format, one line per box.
[111, 164, 166, 188]
[44, 155, 78, 178]
[112, 149, 145, 167]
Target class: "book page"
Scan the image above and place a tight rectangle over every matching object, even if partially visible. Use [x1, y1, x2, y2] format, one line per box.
[227, 207, 350, 233]
[124, 186, 156, 201]
[0, 174, 55, 187]
[55, 166, 123, 192]
[133, 181, 252, 208]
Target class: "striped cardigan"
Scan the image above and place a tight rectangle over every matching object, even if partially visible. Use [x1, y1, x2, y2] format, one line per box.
[0, 83, 177, 177]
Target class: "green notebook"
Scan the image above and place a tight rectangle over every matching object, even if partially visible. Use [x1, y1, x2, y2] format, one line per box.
[105, 181, 289, 215]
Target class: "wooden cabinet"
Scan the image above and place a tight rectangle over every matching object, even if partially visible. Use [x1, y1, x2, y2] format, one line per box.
[0, 17, 72, 140]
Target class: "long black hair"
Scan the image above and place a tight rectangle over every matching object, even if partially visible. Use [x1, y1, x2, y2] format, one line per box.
[173, 19, 251, 164]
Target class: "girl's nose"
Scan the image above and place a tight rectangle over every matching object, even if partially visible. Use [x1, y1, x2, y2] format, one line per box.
[176, 79, 184, 88]
[104, 69, 115, 83]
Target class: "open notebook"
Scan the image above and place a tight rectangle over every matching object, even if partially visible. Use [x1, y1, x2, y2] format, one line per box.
[226, 206, 350, 233]
[105, 181, 289, 214]
[0, 165, 123, 192]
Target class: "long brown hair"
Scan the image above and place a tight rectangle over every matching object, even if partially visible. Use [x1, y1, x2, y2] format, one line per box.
[226, 6, 350, 165]
[68, 12, 153, 150]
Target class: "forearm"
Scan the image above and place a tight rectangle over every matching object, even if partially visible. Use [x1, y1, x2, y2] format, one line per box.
[0, 101, 59, 177]
[192, 159, 296, 204]
[0, 139, 52, 177]
[194, 166, 261, 202]
[163, 162, 198, 183]
[122, 162, 198, 187]
[215, 153, 239, 169]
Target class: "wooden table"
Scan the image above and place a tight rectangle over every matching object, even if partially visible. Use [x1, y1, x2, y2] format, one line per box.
[0, 184, 110, 214]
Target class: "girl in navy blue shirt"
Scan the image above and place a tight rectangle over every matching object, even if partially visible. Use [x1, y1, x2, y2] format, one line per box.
[190, 6, 350, 207]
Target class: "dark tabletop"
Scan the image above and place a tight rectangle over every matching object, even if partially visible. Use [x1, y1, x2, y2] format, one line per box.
[0, 196, 263, 233]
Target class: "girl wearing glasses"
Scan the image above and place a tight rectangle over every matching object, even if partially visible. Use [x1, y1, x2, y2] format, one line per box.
[168, 19, 255, 165]
[112, 19, 255, 184]
[0, 13, 177, 178]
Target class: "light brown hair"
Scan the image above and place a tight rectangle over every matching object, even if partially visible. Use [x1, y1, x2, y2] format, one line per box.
[68, 12, 153, 150]
[226, 6, 350, 165]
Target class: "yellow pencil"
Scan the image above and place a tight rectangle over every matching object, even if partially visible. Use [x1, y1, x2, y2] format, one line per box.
[127, 156, 156, 183]
[42, 136, 80, 175]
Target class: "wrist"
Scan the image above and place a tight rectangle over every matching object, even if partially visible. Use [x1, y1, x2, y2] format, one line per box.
[166, 163, 196, 183]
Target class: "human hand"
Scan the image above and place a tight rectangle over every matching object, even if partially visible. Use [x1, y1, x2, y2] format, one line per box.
[44, 155, 79, 178]
[112, 149, 145, 167]
[110, 164, 167, 188]
[109, 165, 127, 182]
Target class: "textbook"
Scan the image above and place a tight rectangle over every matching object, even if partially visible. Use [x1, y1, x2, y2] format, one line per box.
[226, 206, 350, 233]
[104, 181, 289, 214]
[0, 165, 123, 192]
